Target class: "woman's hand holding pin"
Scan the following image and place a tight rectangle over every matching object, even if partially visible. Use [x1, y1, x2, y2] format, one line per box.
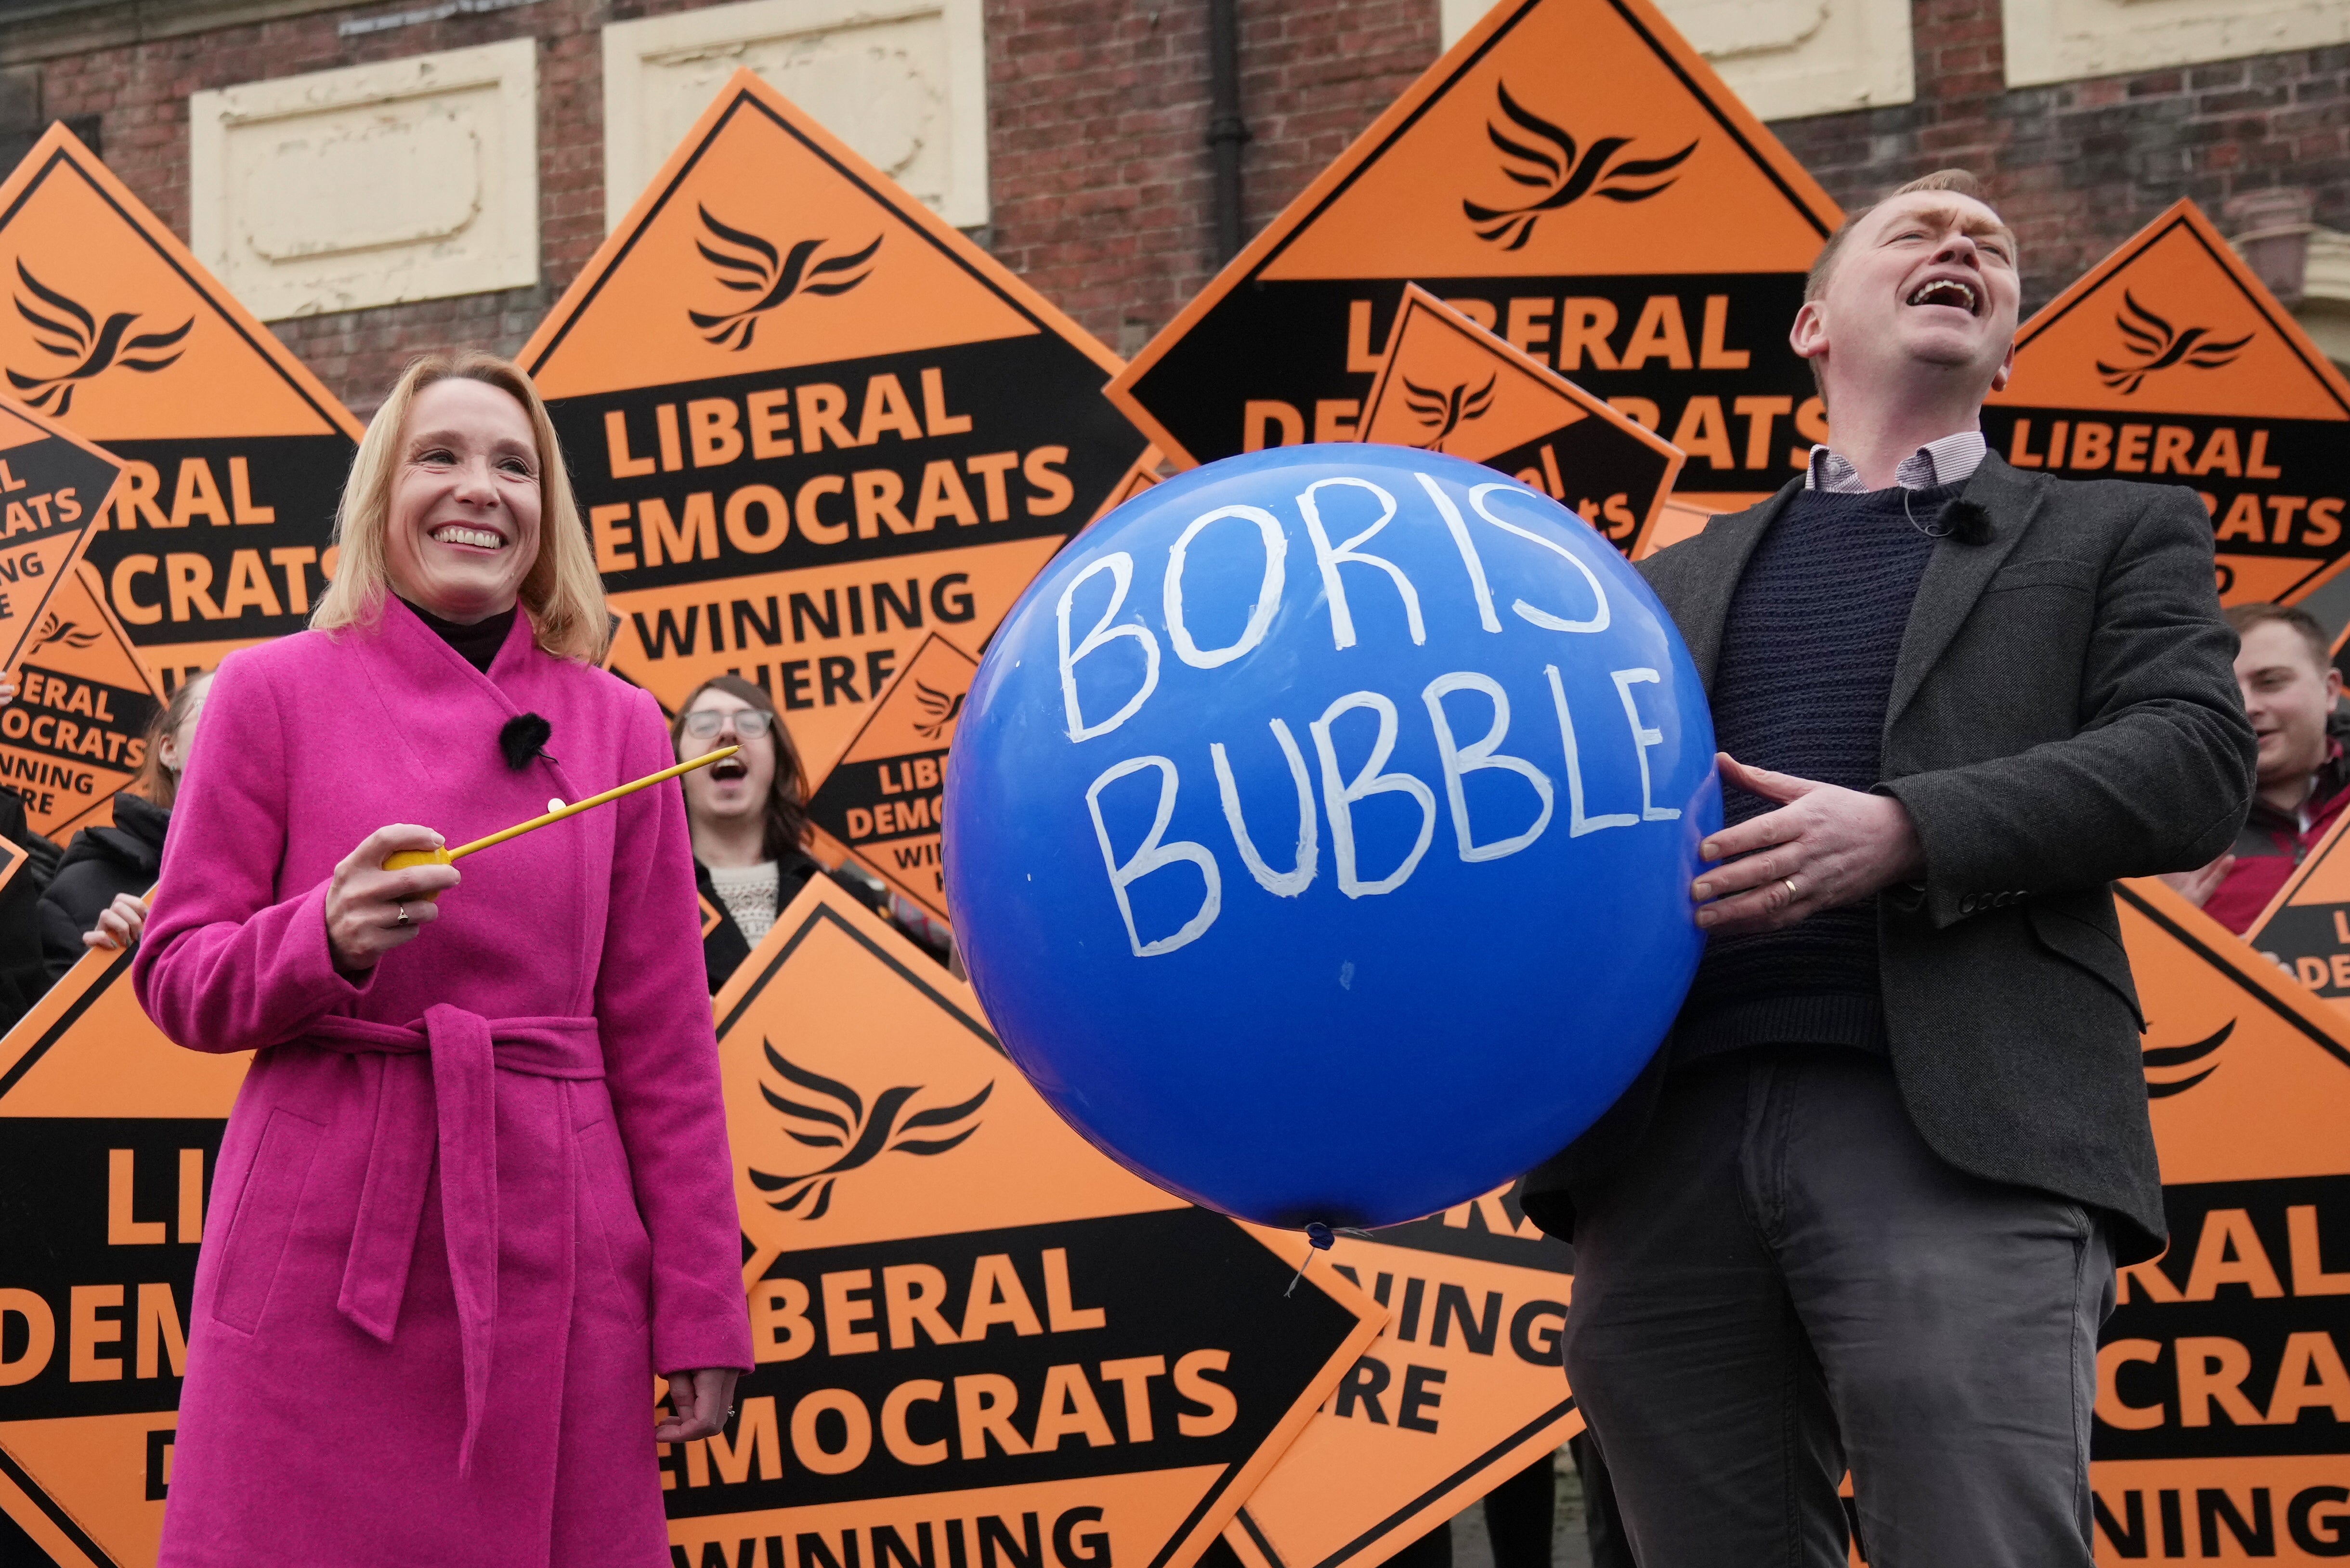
[326, 823, 459, 973]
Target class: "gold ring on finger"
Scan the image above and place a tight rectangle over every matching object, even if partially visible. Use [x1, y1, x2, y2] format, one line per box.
[1781, 877, 1798, 902]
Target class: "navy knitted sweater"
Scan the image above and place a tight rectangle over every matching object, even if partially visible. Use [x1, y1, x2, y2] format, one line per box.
[1671, 481, 1959, 1063]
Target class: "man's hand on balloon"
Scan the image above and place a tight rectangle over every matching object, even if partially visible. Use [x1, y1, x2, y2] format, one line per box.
[1691, 754, 1924, 935]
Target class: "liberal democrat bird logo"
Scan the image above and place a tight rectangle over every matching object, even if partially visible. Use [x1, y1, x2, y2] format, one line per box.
[688, 207, 881, 352]
[1463, 83, 1696, 252]
[7, 261, 192, 416]
[745, 1043, 992, 1220]
[1403, 373, 1497, 451]
[911, 680, 965, 743]
[2142, 1019, 2230, 1098]
[25, 614, 100, 655]
[2095, 292, 2252, 395]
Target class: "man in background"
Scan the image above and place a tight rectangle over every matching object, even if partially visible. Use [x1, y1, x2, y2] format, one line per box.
[2162, 601, 2350, 932]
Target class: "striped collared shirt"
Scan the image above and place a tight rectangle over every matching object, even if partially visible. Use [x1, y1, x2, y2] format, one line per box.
[1805, 430, 1988, 493]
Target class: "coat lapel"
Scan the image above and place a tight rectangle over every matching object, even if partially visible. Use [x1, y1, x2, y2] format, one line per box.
[1884, 453, 2046, 730]
[1675, 480, 1798, 689]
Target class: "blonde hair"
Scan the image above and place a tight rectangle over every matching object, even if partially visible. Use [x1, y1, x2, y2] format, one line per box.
[312, 353, 609, 663]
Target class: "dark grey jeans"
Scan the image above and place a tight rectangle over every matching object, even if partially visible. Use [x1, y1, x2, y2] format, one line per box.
[1561, 1047, 2115, 1568]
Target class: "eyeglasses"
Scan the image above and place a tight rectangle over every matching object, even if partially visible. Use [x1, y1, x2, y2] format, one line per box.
[681, 708, 773, 740]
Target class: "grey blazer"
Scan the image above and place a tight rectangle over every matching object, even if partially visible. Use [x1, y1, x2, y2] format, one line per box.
[1520, 453, 2256, 1262]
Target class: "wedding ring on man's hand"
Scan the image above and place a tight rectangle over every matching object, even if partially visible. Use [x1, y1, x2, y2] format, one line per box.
[394, 903, 411, 927]
[1781, 877, 1799, 902]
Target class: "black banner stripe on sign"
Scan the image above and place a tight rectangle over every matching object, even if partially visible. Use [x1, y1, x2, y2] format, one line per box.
[0, 1442, 120, 1568]
[717, 902, 996, 1051]
[0, 148, 353, 440]
[1155, 1463, 1253, 1568]
[1246, 0, 1830, 277]
[1232, 1508, 1288, 1568]
[2115, 883, 2350, 1073]
[1318, 1396, 1579, 1568]
[1129, 275, 1812, 475]
[810, 752, 947, 844]
[0, 1118, 222, 1421]
[76, 434, 354, 649]
[0, 947, 129, 1099]
[1364, 1202, 1575, 1273]
[2255, 905, 2350, 996]
[2098, 1174, 2350, 1462]
[14, 666, 157, 735]
[550, 337, 1137, 590]
[662, 1209, 1359, 1512]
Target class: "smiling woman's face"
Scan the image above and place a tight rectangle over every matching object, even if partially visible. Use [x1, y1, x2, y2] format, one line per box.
[384, 378, 544, 624]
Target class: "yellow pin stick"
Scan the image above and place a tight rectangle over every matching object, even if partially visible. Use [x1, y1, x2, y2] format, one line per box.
[383, 747, 740, 875]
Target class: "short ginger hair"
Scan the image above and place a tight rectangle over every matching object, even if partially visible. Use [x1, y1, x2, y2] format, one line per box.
[2226, 601, 2332, 673]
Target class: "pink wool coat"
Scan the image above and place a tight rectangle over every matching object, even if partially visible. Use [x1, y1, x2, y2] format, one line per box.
[134, 599, 753, 1568]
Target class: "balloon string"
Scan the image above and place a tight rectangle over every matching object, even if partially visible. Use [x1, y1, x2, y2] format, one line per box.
[1285, 1221, 1337, 1297]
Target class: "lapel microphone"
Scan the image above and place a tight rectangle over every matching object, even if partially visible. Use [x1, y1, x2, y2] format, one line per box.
[1941, 499, 1992, 545]
[499, 712, 555, 771]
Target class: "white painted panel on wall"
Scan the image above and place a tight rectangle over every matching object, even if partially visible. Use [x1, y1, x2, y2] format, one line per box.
[601, 0, 988, 234]
[1437, 0, 1912, 119]
[189, 38, 539, 321]
[2002, 0, 2350, 86]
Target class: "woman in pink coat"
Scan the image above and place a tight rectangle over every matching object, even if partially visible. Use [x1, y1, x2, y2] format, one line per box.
[134, 353, 753, 1567]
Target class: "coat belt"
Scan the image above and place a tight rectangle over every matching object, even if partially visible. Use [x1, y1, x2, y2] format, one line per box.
[306, 1006, 605, 1472]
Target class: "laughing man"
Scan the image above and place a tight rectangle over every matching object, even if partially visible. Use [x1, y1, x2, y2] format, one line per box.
[1523, 170, 2256, 1568]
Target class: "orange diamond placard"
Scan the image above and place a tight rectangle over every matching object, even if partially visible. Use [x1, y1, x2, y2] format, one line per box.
[1109, 0, 1839, 515]
[804, 633, 975, 926]
[0, 560, 166, 842]
[2084, 881, 2350, 1565]
[0, 941, 253, 1568]
[689, 876, 1384, 1568]
[1356, 285, 1684, 555]
[521, 71, 1148, 771]
[1984, 201, 2350, 609]
[1220, 1186, 1581, 1568]
[0, 127, 362, 683]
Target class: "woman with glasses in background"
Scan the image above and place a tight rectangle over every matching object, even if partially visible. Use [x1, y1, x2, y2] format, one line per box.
[669, 675, 833, 990]
[671, 677, 951, 989]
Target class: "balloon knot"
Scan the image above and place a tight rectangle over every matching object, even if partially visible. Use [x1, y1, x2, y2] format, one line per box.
[1306, 1222, 1335, 1250]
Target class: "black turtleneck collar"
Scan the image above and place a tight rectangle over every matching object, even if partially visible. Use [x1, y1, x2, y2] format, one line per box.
[400, 597, 517, 675]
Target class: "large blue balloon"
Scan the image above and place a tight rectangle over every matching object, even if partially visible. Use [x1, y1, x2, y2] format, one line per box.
[946, 444, 1718, 1229]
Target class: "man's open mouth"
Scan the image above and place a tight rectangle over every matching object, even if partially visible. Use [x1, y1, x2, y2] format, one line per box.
[1906, 278, 1980, 315]
[709, 757, 748, 781]
[431, 524, 505, 549]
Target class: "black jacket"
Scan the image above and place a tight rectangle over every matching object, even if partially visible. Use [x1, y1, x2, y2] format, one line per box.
[0, 787, 57, 1032]
[39, 792, 168, 982]
[1523, 457, 2256, 1263]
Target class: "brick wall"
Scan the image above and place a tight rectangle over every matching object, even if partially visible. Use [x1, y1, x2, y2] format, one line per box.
[980, 0, 1440, 357]
[1771, 8, 2350, 316]
[1, 0, 2343, 406]
[26, 0, 720, 416]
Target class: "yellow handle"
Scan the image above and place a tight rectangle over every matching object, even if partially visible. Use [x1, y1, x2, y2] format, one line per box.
[380, 746, 739, 877]
[383, 847, 453, 872]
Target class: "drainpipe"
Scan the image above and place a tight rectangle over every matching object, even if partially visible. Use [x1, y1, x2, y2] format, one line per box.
[1207, 0, 1250, 263]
